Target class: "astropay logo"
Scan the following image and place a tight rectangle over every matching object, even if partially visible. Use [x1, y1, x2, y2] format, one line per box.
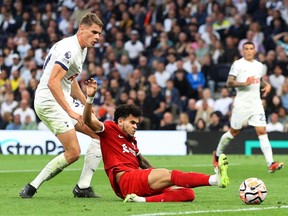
[0, 139, 64, 155]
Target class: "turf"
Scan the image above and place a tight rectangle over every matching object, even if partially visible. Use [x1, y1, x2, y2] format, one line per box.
[0, 155, 287, 216]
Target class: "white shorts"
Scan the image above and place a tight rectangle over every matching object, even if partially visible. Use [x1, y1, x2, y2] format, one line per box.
[34, 99, 84, 135]
[230, 106, 266, 130]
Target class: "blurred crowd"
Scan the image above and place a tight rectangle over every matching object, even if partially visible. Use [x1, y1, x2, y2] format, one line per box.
[1, 0, 288, 133]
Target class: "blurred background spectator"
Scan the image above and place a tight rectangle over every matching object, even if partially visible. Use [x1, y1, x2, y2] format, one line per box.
[0, 0, 287, 131]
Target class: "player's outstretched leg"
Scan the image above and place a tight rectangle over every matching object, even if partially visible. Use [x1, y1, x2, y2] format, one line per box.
[19, 184, 37, 198]
[217, 154, 229, 188]
[269, 162, 284, 173]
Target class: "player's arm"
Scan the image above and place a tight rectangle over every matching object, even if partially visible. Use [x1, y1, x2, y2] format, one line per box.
[83, 78, 104, 132]
[71, 80, 86, 105]
[48, 64, 83, 125]
[137, 153, 154, 169]
[226, 75, 254, 88]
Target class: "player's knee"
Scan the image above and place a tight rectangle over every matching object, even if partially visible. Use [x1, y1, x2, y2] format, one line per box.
[184, 189, 195, 201]
[66, 149, 81, 163]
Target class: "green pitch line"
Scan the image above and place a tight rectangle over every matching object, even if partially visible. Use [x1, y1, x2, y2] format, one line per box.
[245, 140, 288, 155]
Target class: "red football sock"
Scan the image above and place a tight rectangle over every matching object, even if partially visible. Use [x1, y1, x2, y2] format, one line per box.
[171, 170, 210, 188]
[146, 188, 195, 202]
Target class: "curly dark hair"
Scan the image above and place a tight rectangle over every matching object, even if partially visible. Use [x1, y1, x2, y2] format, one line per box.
[114, 104, 142, 123]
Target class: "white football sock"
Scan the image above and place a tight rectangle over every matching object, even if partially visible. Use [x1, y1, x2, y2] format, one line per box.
[258, 134, 274, 166]
[216, 131, 234, 157]
[77, 139, 102, 189]
[30, 153, 69, 189]
[208, 174, 217, 186]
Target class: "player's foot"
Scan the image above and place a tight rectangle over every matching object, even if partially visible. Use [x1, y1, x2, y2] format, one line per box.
[72, 184, 101, 198]
[213, 151, 219, 173]
[19, 184, 37, 198]
[217, 154, 229, 188]
[123, 194, 145, 203]
[269, 162, 284, 173]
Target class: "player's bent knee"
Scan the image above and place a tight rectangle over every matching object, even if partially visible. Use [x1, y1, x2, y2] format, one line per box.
[184, 189, 195, 202]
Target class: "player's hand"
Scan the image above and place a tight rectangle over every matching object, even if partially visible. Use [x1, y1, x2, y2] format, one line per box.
[261, 84, 271, 97]
[85, 78, 98, 97]
[244, 76, 255, 86]
[68, 111, 84, 126]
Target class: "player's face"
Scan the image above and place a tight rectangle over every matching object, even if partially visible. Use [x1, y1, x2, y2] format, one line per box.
[118, 115, 139, 137]
[81, 23, 102, 48]
[242, 44, 256, 61]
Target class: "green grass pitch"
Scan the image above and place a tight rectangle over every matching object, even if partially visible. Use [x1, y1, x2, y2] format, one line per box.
[0, 154, 287, 216]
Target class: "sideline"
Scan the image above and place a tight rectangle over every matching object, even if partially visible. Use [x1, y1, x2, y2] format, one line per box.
[131, 206, 288, 216]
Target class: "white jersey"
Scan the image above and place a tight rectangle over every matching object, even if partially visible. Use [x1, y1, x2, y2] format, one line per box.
[35, 35, 87, 104]
[229, 58, 266, 110]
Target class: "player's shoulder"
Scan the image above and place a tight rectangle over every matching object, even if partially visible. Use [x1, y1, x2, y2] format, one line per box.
[55, 35, 81, 53]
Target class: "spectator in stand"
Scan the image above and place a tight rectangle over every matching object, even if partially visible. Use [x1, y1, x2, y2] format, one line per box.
[94, 34, 110, 65]
[163, 79, 181, 116]
[208, 111, 225, 132]
[276, 49, 288, 76]
[196, 88, 215, 109]
[172, 62, 196, 108]
[280, 82, 288, 111]
[212, 12, 231, 39]
[186, 98, 198, 124]
[13, 98, 36, 124]
[0, 111, 13, 129]
[269, 64, 285, 95]
[176, 112, 194, 132]
[183, 52, 201, 73]
[194, 118, 207, 131]
[165, 52, 177, 76]
[263, 50, 277, 75]
[134, 89, 152, 130]
[1, 91, 18, 116]
[194, 99, 214, 126]
[147, 83, 166, 130]
[175, 31, 189, 57]
[277, 106, 288, 131]
[10, 53, 23, 77]
[159, 112, 176, 130]
[225, 14, 247, 42]
[154, 60, 171, 89]
[273, 31, 288, 55]
[9, 69, 22, 92]
[156, 32, 173, 52]
[186, 64, 206, 99]
[5, 113, 22, 130]
[142, 24, 158, 56]
[112, 39, 129, 62]
[266, 112, 284, 132]
[137, 55, 153, 79]
[124, 30, 144, 67]
[213, 87, 233, 118]
[218, 36, 240, 64]
[118, 55, 134, 81]
[21, 114, 38, 130]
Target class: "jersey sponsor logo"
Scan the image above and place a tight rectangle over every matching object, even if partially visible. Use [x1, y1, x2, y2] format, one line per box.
[122, 143, 136, 156]
[118, 135, 124, 138]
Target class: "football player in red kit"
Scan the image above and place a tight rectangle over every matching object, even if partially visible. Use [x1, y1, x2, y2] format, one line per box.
[83, 78, 229, 202]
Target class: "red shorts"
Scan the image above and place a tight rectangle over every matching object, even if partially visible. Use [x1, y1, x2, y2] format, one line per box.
[118, 168, 161, 198]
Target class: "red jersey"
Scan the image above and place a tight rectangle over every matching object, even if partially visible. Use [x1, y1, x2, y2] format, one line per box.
[98, 121, 140, 197]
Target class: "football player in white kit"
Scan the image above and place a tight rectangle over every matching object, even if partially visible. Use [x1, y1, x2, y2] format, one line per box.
[213, 42, 284, 173]
[20, 12, 104, 198]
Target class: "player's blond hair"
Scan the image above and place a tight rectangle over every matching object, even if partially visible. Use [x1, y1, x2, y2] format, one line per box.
[79, 12, 103, 27]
